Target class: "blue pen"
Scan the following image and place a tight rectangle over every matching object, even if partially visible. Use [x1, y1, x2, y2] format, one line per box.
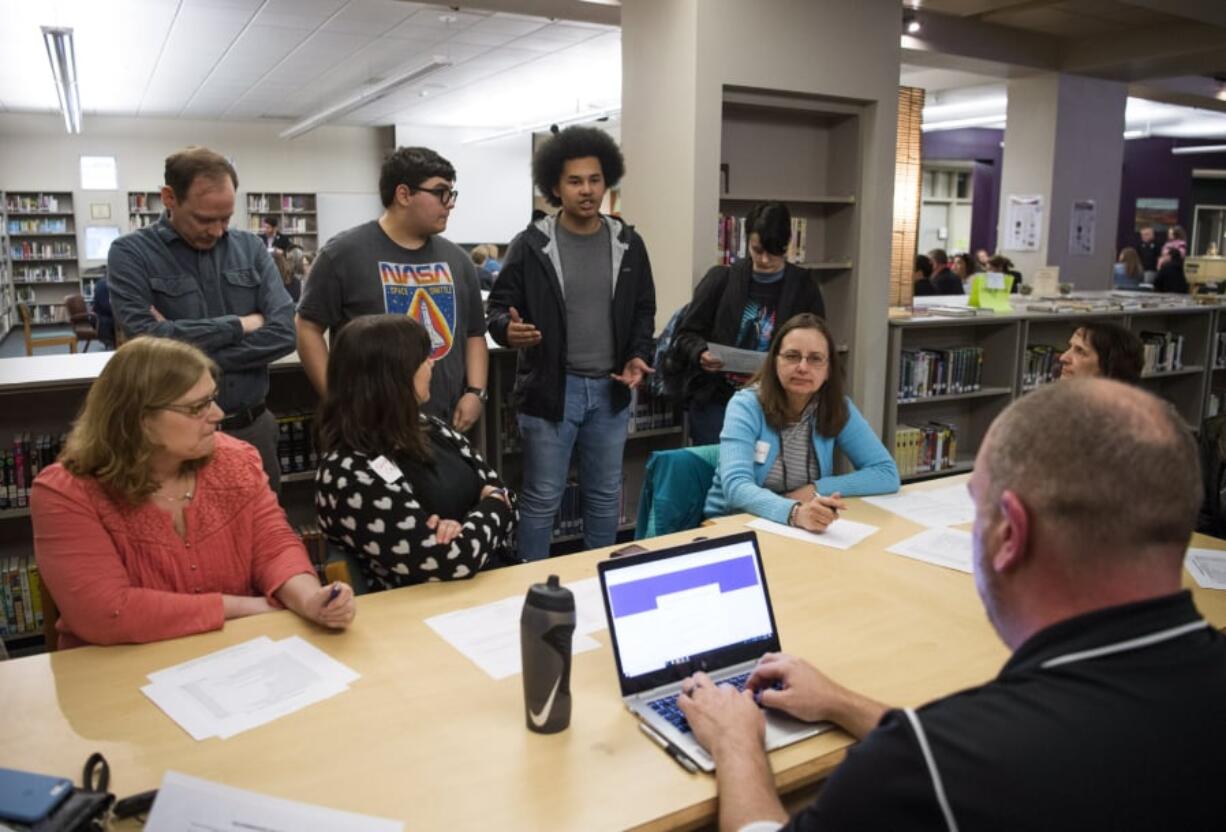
[323, 582, 342, 608]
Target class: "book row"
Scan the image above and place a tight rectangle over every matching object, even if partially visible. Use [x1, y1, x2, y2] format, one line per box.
[247, 195, 314, 214]
[276, 414, 320, 476]
[8, 218, 70, 234]
[10, 241, 74, 260]
[897, 347, 984, 400]
[0, 433, 66, 511]
[1139, 331, 1185, 374]
[0, 556, 45, 637]
[1022, 345, 1061, 390]
[12, 265, 69, 283]
[893, 422, 959, 477]
[5, 193, 64, 213]
[128, 193, 162, 212]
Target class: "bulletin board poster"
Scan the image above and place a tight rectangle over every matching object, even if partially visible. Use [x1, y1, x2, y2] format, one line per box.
[1005, 195, 1043, 252]
[1134, 198, 1179, 233]
[1069, 200, 1095, 256]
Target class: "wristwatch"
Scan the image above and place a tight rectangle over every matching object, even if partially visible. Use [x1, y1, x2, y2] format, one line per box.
[465, 386, 488, 402]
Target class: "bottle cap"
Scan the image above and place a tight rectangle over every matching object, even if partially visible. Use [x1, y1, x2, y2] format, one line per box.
[526, 574, 574, 613]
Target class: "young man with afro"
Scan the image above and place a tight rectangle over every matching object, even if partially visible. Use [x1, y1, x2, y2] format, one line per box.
[486, 126, 657, 560]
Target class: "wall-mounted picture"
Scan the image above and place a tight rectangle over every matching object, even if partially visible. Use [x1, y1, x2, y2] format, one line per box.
[1134, 197, 1179, 232]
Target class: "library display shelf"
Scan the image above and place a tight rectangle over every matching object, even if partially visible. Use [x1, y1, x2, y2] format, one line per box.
[2, 191, 82, 343]
[887, 293, 1225, 482]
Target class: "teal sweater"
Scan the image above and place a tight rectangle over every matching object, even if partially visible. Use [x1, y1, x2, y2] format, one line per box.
[704, 390, 900, 524]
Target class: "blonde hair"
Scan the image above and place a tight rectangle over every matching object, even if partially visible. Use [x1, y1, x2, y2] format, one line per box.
[60, 337, 218, 503]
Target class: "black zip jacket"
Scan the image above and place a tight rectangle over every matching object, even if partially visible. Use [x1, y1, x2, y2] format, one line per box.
[486, 214, 657, 421]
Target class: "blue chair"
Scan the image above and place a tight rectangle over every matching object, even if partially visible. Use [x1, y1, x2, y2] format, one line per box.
[635, 445, 720, 539]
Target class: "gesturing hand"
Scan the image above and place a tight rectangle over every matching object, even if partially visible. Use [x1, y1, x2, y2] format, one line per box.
[506, 307, 542, 348]
[611, 356, 654, 389]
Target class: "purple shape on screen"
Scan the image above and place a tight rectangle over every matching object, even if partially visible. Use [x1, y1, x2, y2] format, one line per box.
[608, 556, 759, 618]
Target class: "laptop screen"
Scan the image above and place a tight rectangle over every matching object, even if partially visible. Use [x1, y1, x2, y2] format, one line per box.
[599, 532, 780, 694]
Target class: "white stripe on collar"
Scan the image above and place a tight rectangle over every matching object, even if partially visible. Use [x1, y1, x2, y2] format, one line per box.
[1039, 619, 1210, 670]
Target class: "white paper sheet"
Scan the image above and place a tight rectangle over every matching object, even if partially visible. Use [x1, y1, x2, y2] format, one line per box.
[885, 528, 975, 574]
[424, 582, 603, 680]
[863, 483, 975, 528]
[145, 770, 403, 832]
[746, 517, 879, 550]
[708, 343, 768, 375]
[1185, 548, 1226, 590]
[142, 637, 360, 741]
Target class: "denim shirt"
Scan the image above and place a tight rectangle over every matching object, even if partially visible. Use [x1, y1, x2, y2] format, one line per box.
[107, 219, 296, 413]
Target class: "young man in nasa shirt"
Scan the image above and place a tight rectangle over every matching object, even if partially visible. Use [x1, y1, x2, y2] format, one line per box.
[297, 146, 488, 429]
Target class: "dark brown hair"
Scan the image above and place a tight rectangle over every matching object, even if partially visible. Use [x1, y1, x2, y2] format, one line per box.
[1076, 323, 1143, 384]
[164, 146, 238, 201]
[316, 315, 433, 462]
[751, 313, 848, 438]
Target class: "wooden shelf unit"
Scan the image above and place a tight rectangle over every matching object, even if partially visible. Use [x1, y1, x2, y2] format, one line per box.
[128, 191, 165, 231]
[246, 193, 318, 253]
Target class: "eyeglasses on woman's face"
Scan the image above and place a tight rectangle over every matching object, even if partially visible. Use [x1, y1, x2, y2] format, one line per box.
[157, 391, 220, 419]
[777, 351, 828, 368]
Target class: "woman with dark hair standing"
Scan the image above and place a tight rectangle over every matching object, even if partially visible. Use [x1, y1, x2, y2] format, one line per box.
[672, 202, 826, 445]
[314, 315, 517, 590]
[704, 313, 899, 532]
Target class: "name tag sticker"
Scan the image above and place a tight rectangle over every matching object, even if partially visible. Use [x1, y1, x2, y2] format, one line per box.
[369, 455, 403, 484]
[754, 441, 770, 464]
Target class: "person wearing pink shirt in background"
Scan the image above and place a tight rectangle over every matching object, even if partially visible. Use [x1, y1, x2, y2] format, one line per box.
[31, 336, 355, 649]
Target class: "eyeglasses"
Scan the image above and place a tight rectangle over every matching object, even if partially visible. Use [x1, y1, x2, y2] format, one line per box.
[778, 351, 829, 367]
[157, 392, 219, 420]
[409, 185, 458, 206]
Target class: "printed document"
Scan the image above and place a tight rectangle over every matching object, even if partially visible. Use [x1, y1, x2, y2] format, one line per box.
[885, 528, 975, 574]
[863, 483, 975, 528]
[746, 517, 879, 550]
[708, 343, 768, 375]
[142, 636, 359, 741]
[1185, 548, 1226, 590]
[425, 578, 605, 680]
[145, 771, 402, 832]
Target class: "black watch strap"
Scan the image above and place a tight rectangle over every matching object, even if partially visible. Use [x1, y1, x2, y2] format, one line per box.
[465, 386, 488, 402]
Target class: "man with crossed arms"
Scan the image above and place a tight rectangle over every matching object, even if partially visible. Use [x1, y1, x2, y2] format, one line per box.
[680, 379, 1226, 831]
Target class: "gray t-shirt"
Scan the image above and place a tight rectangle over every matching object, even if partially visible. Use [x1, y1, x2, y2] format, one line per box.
[298, 220, 484, 420]
[555, 222, 615, 376]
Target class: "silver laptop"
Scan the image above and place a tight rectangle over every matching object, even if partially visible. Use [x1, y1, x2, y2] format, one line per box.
[598, 531, 829, 772]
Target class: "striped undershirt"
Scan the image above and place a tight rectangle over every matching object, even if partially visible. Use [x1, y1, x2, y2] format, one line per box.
[763, 400, 819, 493]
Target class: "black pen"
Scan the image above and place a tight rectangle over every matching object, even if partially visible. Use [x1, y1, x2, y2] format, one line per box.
[639, 722, 699, 773]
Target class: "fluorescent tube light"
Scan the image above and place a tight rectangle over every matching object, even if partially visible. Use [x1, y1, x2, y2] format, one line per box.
[1171, 144, 1226, 155]
[280, 57, 452, 140]
[42, 26, 81, 134]
[464, 107, 621, 145]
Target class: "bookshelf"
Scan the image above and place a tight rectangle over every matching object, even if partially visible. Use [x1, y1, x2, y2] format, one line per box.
[919, 163, 974, 254]
[246, 193, 318, 253]
[128, 191, 164, 230]
[718, 88, 860, 367]
[4, 191, 77, 327]
[886, 298, 1224, 483]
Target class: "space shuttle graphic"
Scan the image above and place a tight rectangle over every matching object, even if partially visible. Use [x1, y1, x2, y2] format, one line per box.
[409, 287, 454, 359]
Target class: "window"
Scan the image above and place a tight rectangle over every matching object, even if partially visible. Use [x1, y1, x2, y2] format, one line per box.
[80, 155, 118, 190]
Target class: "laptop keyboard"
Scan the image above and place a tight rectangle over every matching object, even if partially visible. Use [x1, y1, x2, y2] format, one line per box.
[647, 672, 762, 734]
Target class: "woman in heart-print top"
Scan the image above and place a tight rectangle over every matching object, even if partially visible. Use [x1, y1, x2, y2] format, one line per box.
[314, 315, 518, 590]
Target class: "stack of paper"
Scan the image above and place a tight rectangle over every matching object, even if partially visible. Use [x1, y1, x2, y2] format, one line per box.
[1186, 548, 1226, 590]
[146, 771, 402, 831]
[746, 517, 880, 550]
[142, 636, 359, 740]
[425, 577, 608, 680]
[863, 483, 976, 528]
[885, 528, 975, 574]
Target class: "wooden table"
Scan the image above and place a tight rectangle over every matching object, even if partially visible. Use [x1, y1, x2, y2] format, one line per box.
[3, 477, 1224, 831]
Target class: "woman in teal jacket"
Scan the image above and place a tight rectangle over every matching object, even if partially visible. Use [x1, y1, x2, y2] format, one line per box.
[704, 313, 899, 532]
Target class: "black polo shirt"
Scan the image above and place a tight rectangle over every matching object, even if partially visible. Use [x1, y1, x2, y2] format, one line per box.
[786, 591, 1226, 831]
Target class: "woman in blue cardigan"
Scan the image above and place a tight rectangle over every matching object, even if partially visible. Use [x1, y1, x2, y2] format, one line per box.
[705, 313, 899, 531]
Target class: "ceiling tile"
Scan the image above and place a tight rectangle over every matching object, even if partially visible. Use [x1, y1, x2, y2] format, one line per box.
[323, 0, 420, 36]
[251, 0, 347, 30]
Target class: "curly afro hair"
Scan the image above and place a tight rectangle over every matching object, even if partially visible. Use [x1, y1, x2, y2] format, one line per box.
[531, 126, 625, 208]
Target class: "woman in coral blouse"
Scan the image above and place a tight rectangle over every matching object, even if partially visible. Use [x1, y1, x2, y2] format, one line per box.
[31, 336, 355, 648]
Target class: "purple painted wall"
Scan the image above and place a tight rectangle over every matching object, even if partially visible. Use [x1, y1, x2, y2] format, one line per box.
[1116, 137, 1226, 252]
[922, 127, 1003, 255]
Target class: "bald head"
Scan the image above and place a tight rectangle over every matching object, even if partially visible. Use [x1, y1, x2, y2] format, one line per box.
[982, 379, 1200, 556]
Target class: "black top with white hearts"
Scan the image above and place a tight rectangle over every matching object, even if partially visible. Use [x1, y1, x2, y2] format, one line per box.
[315, 417, 518, 589]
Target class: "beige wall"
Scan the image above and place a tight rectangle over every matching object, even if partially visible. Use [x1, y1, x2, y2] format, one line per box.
[0, 113, 391, 263]
[621, 0, 901, 430]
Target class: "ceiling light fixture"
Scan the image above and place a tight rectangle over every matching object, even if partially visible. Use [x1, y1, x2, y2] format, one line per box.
[280, 56, 452, 140]
[464, 107, 621, 145]
[1171, 144, 1226, 155]
[903, 9, 921, 34]
[41, 26, 81, 134]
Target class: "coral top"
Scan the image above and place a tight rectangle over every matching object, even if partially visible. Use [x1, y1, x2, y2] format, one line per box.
[32, 433, 313, 649]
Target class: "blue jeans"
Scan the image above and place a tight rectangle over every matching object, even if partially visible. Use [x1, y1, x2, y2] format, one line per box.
[517, 375, 630, 560]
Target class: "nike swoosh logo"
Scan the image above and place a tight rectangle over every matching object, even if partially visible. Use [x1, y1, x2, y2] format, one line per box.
[529, 674, 562, 727]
